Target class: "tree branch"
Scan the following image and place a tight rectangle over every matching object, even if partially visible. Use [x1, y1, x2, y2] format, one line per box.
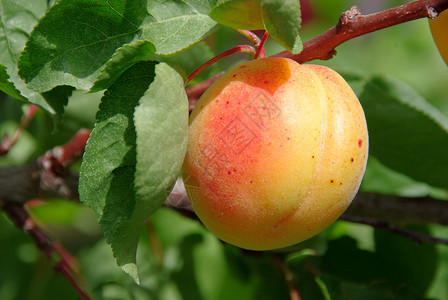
[340, 214, 448, 245]
[274, 0, 448, 63]
[0, 129, 91, 300]
[2, 202, 92, 299]
[164, 178, 448, 246]
[346, 193, 448, 226]
[0, 129, 89, 204]
[185, 0, 448, 109]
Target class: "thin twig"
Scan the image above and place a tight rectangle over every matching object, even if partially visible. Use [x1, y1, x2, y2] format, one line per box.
[340, 214, 448, 245]
[1, 104, 38, 156]
[1, 202, 92, 300]
[185, 45, 256, 86]
[271, 257, 301, 300]
[254, 31, 269, 59]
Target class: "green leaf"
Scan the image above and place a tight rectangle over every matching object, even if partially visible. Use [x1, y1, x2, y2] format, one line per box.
[41, 85, 75, 126]
[0, 0, 47, 77]
[320, 276, 425, 300]
[79, 60, 157, 278]
[375, 226, 438, 295]
[17, 0, 217, 94]
[261, 0, 302, 54]
[18, 0, 148, 93]
[362, 157, 448, 199]
[79, 61, 188, 282]
[209, 0, 264, 30]
[111, 62, 188, 282]
[139, 0, 218, 55]
[0, 64, 26, 101]
[209, 0, 303, 54]
[317, 236, 428, 300]
[360, 76, 448, 190]
[0, 0, 72, 117]
[90, 40, 156, 92]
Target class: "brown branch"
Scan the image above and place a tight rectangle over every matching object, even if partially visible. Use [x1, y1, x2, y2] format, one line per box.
[340, 214, 448, 245]
[346, 192, 448, 226]
[0, 129, 90, 204]
[165, 179, 448, 228]
[185, 0, 448, 109]
[2, 202, 92, 300]
[274, 0, 448, 63]
[0, 129, 91, 300]
[164, 180, 448, 246]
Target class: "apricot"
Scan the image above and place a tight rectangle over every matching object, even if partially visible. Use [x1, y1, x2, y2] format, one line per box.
[182, 57, 368, 250]
[429, 9, 448, 64]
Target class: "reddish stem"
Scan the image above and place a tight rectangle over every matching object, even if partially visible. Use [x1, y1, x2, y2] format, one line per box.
[271, 257, 301, 300]
[185, 45, 256, 86]
[254, 32, 269, 59]
[2, 202, 92, 300]
[47, 128, 91, 167]
[0, 104, 39, 156]
[57, 262, 91, 300]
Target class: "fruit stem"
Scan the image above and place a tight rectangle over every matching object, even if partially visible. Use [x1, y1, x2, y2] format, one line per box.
[185, 45, 256, 86]
[254, 31, 269, 59]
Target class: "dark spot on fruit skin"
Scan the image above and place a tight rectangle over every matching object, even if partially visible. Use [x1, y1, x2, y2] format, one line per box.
[232, 74, 237, 78]
[226, 101, 230, 104]
[228, 171, 231, 175]
[264, 80, 269, 84]
[330, 180, 334, 183]
[350, 158, 354, 162]
[312, 155, 315, 159]
[340, 182, 343, 185]
[358, 139, 363, 147]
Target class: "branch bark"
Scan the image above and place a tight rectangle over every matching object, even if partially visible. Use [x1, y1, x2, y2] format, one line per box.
[346, 193, 448, 226]
[0, 129, 89, 204]
[274, 0, 448, 63]
[185, 0, 448, 109]
[165, 178, 448, 246]
[0, 129, 91, 299]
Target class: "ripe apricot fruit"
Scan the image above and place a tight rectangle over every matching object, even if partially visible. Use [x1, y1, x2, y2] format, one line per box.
[429, 9, 448, 64]
[182, 57, 368, 250]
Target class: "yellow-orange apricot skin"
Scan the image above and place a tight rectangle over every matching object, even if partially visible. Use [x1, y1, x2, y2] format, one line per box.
[182, 57, 368, 250]
[429, 9, 448, 65]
